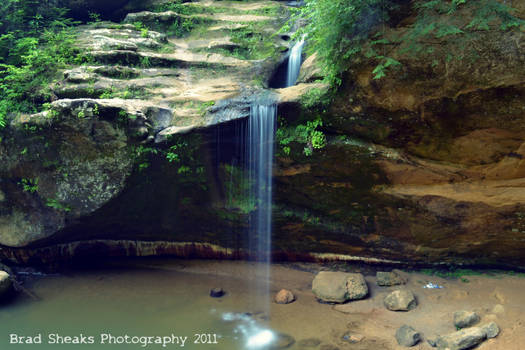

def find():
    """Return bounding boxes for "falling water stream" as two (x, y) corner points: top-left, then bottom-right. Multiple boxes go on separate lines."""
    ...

(238, 35), (306, 348)
(286, 36), (306, 87)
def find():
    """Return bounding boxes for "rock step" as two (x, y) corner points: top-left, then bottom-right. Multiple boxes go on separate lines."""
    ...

(89, 50), (241, 69)
(123, 10), (272, 29)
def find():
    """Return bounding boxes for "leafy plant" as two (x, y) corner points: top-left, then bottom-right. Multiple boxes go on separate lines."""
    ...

(0, 1), (83, 129)
(289, 0), (525, 85)
(46, 197), (71, 212)
(19, 178), (38, 193)
(276, 116), (327, 156)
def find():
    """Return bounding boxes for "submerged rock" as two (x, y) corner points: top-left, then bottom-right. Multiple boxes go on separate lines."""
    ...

(341, 332), (364, 344)
(319, 345), (339, 350)
(209, 288), (225, 298)
(312, 272), (368, 303)
(270, 333), (295, 349)
(384, 290), (417, 311)
(297, 338), (321, 348)
(376, 270), (406, 286)
(395, 325), (421, 347)
(453, 310), (480, 328)
(274, 289), (295, 304)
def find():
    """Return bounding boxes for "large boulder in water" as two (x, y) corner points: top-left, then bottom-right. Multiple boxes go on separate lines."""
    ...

(312, 271), (368, 303)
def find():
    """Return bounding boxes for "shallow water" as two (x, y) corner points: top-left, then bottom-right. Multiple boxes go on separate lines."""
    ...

(0, 263), (278, 350)
(4, 260), (525, 350)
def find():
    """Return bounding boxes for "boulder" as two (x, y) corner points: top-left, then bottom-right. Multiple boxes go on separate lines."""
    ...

(395, 325), (421, 347)
(274, 289), (295, 304)
(0, 271), (12, 297)
(312, 271), (368, 303)
(482, 322), (500, 339)
(384, 289), (417, 311)
(453, 310), (480, 328)
(376, 270), (406, 286)
(123, 11), (187, 30)
(435, 327), (486, 350)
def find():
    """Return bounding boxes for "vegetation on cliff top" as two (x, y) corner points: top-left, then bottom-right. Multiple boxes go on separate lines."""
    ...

(0, 1), (83, 129)
(292, 0), (525, 85)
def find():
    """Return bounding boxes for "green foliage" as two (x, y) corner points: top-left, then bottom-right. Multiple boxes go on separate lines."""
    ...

(419, 267), (525, 280)
(19, 178), (38, 193)
(371, 57), (401, 80)
(300, 87), (332, 109)
(139, 56), (151, 68)
(228, 23), (281, 60)
(45, 197), (71, 212)
(223, 164), (256, 214)
(88, 12), (101, 23)
(0, 0), (83, 129)
(276, 116), (327, 156)
(291, 0), (524, 85)
(290, 0), (392, 85)
(166, 140), (189, 165)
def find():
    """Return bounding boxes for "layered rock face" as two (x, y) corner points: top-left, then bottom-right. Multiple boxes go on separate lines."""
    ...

(271, 3), (525, 267)
(2, 0), (525, 268)
(0, 0), (294, 259)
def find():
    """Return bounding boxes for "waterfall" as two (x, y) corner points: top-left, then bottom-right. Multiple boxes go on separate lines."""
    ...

(215, 28), (306, 350)
(286, 36), (306, 87)
(246, 103), (276, 311)
(247, 104), (276, 263)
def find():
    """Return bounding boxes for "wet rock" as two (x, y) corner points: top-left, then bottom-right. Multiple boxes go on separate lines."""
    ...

(274, 289), (295, 304)
(297, 338), (321, 347)
(435, 327), (486, 350)
(395, 325), (421, 347)
(454, 310), (480, 328)
(209, 288), (225, 298)
(0, 271), (12, 297)
(312, 271), (368, 303)
(482, 322), (500, 339)
(270, 333), (295, 349)
(376, 270), (406, 286)
(384, 289), (417, 311)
